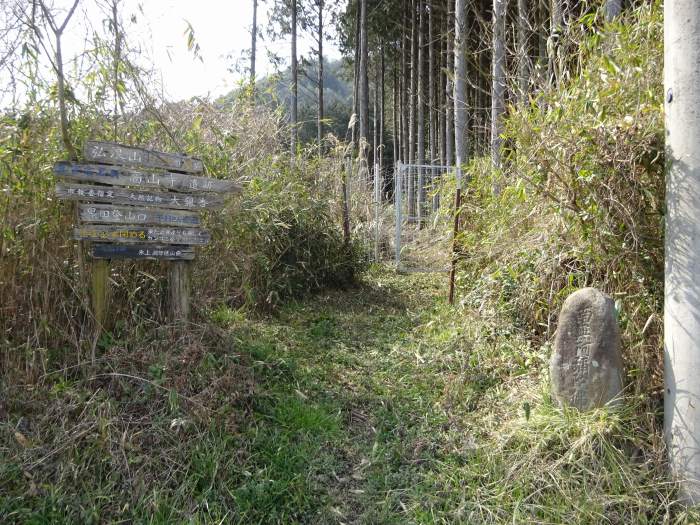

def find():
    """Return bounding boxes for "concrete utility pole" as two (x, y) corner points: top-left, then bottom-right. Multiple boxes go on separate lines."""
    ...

(665, 0), (700, 504)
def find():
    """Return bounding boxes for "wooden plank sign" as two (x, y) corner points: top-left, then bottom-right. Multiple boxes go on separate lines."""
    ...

(54, 161), (241, 194)
(73, 225), (210, 245)
(56, 140), (242, 325)
(92, 244), (195, 260)
(79, 204), (201, 227)
(84, 141), (204, 173)
(55, 183), (225, 210)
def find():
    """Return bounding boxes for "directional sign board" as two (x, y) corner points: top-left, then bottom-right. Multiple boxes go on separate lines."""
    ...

(91, 244), (195, 260)
(56, 182), (225, 210)
(84, 141), (204, 173)
(73, 225), (211, 245)
(54, 140), (239, 261)
(79, 204), (201, 227)
(55, 161), (241, 194)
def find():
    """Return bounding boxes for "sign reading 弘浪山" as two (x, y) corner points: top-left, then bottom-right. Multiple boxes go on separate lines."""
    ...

(84, 141), (205, 173)
(54, 141), (241, 323)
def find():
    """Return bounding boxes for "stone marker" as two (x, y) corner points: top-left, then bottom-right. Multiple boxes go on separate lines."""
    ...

(550, 287), (623, 410)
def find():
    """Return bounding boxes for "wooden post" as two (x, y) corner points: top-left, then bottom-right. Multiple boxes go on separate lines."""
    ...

(342, 157), (351, 245)
(54, 142), (233, 332)
(448, 187), (462, 305)
(91, 258), (110, 331)
(169, 261), (191, 323)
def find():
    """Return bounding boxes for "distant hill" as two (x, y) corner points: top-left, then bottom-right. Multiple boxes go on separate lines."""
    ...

(217, 59), (354, 145)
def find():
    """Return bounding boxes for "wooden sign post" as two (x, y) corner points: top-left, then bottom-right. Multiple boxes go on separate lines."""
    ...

(55, 141), (240, 327)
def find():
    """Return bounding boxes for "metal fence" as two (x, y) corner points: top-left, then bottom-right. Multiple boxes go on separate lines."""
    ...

(392, 162), (453, 273)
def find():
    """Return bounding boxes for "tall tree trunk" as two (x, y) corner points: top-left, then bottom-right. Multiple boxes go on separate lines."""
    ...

(251, 0), (257, 87)
(664, 0), (700, 505)
(438, 9), (446, 167)
(402, 0), (410, 163)
(479, 0), (490, 155)
(445, 0), (455, 167)
(549, 0), (563, 85)
(112, 0), (121, 139)
(517, 0), (529, 103)
(359, 0), (370, 166)
(408, 0), (418, 216)
(429, 2), (439, 212)
(380, 42), (385, 176)
(454, 0), (468, 175)
(38, 0), (80, 160)
(551, 0), (563, 29)
(317, 0), (324, 151)
(374, 60), (379, 169)
(352, 2), (361, 147)
(417, 0), (426, 218)
(428, 2), (436, 166)
(536, 0), (547, 88)
(291, 0), (298, 158)
(393, 66), (399, 170)
(491, 0), (507, 171)
(450, 0), (468, 304)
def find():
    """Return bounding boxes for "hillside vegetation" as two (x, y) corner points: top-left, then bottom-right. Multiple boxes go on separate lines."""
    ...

(0, 2), (691, 524)
(217, 59), (354, 144)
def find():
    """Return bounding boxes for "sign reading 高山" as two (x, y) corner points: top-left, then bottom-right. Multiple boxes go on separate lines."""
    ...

(54, 141), (240, 324)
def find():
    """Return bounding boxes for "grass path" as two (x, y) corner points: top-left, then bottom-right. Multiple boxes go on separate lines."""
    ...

(228, 269), (459, 523)
(1, 268), (680, 523)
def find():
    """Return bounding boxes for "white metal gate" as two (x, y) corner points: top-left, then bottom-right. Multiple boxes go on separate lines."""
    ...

(393, 162), (453, 272)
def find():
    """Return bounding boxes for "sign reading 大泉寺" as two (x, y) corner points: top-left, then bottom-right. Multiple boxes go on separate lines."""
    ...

(54, 141), (240, 261)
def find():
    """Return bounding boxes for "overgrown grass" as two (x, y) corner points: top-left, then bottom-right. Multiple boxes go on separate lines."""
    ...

(1, 268), (692, 523)
(0, 97), (366, 378)
(448, 1), (663, 419)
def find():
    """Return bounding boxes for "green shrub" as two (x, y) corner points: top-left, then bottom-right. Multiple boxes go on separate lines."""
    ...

(200, 160), (366, 310)
(0, 95), (366, 371)
(454, 2), (663, 397)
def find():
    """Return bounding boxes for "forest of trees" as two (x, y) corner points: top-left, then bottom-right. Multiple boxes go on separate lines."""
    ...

(259, 0), (629, 169)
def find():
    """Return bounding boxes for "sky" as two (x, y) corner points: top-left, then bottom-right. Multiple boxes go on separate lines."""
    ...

(58, 0), (341, 101)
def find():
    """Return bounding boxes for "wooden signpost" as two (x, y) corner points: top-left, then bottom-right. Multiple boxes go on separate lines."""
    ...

(91, 244), (196, 260)
(72, 225), (210, 244)
(55, 183), (225, 210)
(78, 204), (201, 227)
(54, 141), (240, 326)
(84, 141), (205, 173)
(55, 161), (240, 193)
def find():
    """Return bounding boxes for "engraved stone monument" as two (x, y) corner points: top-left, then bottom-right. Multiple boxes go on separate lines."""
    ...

(550, 288), (623, 410)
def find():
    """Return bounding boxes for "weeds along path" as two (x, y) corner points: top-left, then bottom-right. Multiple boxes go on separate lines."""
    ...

(1, 268), (676, 523)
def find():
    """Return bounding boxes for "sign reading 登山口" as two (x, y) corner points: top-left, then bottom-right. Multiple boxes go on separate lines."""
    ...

(78, 204), (201, 227)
